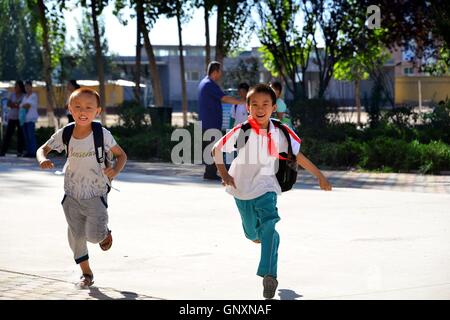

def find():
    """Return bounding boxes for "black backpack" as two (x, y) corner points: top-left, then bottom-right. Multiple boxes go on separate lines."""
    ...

(62, 121), (111, 192)
(234, 118), (298, 192)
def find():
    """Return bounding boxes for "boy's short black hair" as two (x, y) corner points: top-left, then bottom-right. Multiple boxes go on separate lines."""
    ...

(246, 83), (277, 106)
(25, 80), (33, 86)
(207, 61), (221, 76)
(270, 81), (282, 92)
(238, 82), (250, 91)
(68, 87), (101, 108)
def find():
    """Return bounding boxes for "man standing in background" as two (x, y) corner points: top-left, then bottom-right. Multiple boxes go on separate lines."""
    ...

(198, 61), (243, 180)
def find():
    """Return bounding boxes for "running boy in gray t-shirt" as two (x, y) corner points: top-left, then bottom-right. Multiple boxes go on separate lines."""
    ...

(36, 88), (127, 288)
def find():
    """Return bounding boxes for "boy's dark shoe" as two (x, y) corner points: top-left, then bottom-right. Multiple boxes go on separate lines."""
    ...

(203, 174), (222, 181)
(23, 153), (35, 158)
(99, 230), (112, 251)
(203, 164), (221, 180)
(263, 275), (278, 299)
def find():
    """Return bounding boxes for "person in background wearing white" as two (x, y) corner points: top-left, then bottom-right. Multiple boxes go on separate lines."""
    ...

(230, 82), (250, 127)
(20, 80), (39, 157)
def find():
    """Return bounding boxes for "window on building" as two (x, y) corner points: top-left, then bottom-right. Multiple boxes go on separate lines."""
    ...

(186, 48), (205, 57)
(156, 49), (169, 57)
(185, 71), (200, 82)
(404, 67), (413, 75)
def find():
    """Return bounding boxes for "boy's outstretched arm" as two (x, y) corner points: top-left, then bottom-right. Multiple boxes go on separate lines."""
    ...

(212, 146), (236, 188)
(296, 152), (332, 191)
(103, 145), (127, 180)
(37, 145), (55, 169)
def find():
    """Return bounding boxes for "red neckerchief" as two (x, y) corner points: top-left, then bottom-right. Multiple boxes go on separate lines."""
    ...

(247, 116), (287, 160)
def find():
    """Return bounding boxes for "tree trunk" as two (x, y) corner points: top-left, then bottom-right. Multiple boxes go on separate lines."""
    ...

(136, 1), (164, 107)
(91, 0), (106, 124)
(135, 10), (142, 103)
(355, 79), (361, 126)
(37, 0), (56, 128)
(176, 8), (188, 127)
(215, 2), (225, 66)
(204, 4), (211, 71)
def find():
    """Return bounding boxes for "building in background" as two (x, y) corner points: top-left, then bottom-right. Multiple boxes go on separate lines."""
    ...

(1, 45), (448, 117)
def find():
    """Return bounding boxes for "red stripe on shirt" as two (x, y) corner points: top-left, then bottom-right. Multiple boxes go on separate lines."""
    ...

(283, 124), (302, 143)
(217, 123), (243, 149)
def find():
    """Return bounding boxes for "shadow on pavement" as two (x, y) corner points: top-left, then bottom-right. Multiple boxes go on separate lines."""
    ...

(88, 287), (150, 300)
(1, 155), (448, 193)
(278, 289), (303, 300)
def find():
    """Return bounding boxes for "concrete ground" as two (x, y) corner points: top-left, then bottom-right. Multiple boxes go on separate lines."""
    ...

(0, 155), (449, 300)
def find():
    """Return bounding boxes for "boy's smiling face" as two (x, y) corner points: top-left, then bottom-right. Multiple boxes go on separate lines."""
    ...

(247, 92), (277, 129)
(68, 93), (101, 126)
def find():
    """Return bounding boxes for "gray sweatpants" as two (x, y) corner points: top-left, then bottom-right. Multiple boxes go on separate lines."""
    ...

(61, 194), (109, 264)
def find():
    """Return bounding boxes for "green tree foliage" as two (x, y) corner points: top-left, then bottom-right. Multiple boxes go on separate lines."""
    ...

(165, 0), (195, 126)
(69, 10), (112, 79)
(24, 0), (66, 126)
(0, 0), (42, 80)
(257, 0), (392, 100)
(305, 0), (378, 98)
(193, 0), (215, 68)
(78, 0), (109, 123)
(214, 0), (254, 66)
(375, 0), (449, 74)
(257, 0), (312, 99)
(115, 0), (173, 107)
(334, 29), (389, 125)
(222, 57), (259, 89)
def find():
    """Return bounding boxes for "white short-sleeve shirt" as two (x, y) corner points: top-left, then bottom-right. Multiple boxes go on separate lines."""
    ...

(214, 118), (301, 200)
(20, 92), (39, 122)
(230, 103), (248, 125)
(45, 124), (117, 200)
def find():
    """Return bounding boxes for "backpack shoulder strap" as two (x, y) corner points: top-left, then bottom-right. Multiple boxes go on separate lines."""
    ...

(235, 121), (252, 150)
(271, 119), (294, 156)
(62, 123), (75, 158)
(91, 121), (105, 164)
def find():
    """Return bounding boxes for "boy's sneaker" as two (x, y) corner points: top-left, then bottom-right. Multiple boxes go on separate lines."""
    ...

(263, 275), (278, 299)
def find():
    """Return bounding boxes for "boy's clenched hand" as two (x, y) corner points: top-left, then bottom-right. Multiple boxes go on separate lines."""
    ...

(318, 176), (332, 191)
(103, 167), (118, 179)
(221, 172), (237, 189)
(39, 159), (54, 169)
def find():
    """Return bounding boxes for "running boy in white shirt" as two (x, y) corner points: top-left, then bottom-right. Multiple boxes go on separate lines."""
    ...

(37, 88), (127, 288)
(212, 84), (332, 299)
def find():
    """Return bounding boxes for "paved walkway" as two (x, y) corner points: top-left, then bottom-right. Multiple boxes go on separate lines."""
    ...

(1, 154), (449, 194)
(0, 269), (161, 300)
(0, 154), (449, 300)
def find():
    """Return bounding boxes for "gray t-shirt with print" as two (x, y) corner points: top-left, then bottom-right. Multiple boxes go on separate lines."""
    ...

(45, 126), (117, 200)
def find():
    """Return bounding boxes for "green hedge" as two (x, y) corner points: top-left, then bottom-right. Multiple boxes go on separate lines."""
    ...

(2, 118), (448, 174)
(109, 125), (174, 161)
(301, 137), (450, 174)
